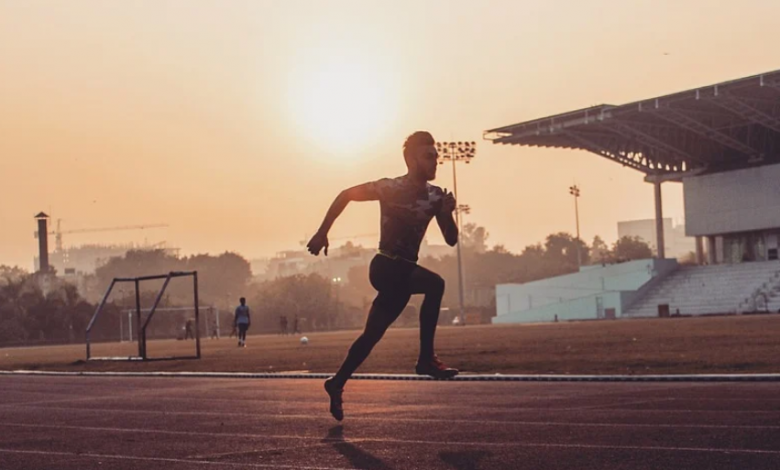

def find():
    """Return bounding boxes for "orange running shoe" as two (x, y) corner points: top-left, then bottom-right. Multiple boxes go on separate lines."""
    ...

(415, 355), (459, 379)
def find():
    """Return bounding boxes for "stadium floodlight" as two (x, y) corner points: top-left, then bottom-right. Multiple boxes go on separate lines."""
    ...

(569, 185), (582, 268)
(436, 141), (477, 325)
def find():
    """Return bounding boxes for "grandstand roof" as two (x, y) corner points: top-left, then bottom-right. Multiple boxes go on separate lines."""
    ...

(484, 69), (780, 180)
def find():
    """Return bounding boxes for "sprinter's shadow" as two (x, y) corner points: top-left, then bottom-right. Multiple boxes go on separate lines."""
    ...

(323, 425), (393, 470)
(439, 450), (492, 470)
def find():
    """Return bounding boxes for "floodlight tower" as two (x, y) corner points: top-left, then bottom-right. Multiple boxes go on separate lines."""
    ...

(569, 184), (582, 268)
(435, 141), (476, 324)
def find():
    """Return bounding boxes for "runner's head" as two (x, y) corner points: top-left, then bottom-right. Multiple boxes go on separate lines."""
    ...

(403, 131), (438, 181)
(239, 297), (246, 306)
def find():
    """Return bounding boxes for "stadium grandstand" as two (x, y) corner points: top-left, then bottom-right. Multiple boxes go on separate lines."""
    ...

(485, 69), (780, 321)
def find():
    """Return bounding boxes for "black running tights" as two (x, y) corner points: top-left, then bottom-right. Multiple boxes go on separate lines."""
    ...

(332, 255), (445, 386)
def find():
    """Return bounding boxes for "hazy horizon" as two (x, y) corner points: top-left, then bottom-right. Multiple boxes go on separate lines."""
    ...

(1, 0), (778, 270)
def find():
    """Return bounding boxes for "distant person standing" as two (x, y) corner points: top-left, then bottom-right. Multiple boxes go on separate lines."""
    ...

(292, 315), (301, 335)
(280, 315), (289, 336)
(210, 318), (219, 339)
(234, 297), (251, 347)
(184, 318), (195, 340)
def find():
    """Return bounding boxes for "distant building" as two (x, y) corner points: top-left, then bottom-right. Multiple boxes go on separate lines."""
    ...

(256, 244), (376, 283)
(252, 238), (455, 284)
(35, 242), (178, 275)
(419, 238), (455, 260)
(617, 218), (695, 259)
(33, 242), (177, 302)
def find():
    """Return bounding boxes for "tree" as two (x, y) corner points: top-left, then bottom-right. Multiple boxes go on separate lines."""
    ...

(491, 244), (510, 254)
(544, 232), (590, 269)
(96, 249), (182, 286)
(460, 223), (489, 253)
(590, 235), (612, 264)
(612, 236), (653, 261)
(95, 249), (252, 307)
(341, 264), (374, 317)
(185, 252), (252, 305)
(0, 274), (98, 345)
(250, 273), (337, 332)
(0, 265), (27, 284)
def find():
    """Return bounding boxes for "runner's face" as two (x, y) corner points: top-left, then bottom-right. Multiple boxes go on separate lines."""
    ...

(414, 145), (439, 181)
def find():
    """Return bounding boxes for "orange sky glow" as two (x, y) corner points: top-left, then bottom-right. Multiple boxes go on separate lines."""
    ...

(1, 0), (777, 269)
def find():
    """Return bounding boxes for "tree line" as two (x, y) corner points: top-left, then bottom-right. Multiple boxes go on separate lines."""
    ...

(0, 229), (654, 345)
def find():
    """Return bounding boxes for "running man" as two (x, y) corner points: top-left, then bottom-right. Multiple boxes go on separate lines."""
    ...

(234, 297), (251, 347)
(307, 131), (459, 421)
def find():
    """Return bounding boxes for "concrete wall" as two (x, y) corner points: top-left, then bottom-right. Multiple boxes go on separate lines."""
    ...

(493, 259), (678, 324)
(493, 292), (624, 324)
(684, 164), (780, 237)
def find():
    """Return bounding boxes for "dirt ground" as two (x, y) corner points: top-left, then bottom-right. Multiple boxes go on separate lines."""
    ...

(2, 315), (779, 375)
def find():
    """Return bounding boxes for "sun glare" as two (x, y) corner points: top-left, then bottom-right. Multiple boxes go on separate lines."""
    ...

(288, 55), (397, 157)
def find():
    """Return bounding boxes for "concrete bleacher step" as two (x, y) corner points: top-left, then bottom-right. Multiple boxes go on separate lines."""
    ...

(624, 261), (780, 317)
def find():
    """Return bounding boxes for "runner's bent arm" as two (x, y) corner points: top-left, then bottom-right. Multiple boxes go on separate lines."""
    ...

(436, 212), (458, 246)
(308, 182), (382, 255)
(436, 191), (459, 246)
(316, 183), (381, 235)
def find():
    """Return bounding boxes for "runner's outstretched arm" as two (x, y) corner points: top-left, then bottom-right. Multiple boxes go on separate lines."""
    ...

(436, 190), (458, 246)
(307, 182), (381, 256)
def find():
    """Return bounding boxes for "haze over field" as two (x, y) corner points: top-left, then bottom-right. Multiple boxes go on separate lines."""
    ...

(1, 0), (777, 269)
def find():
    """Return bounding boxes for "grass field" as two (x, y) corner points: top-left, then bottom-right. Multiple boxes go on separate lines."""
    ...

(2, 315), (780, 375)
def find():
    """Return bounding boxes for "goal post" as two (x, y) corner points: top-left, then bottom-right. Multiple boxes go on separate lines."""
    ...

(85, 271), (202, 361)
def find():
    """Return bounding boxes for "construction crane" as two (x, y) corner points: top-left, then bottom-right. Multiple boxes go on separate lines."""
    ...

(35, 220), (169, 252)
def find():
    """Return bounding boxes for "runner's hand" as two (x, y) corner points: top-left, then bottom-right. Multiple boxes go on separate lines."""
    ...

(307, 231), (330, 256)
(441, 189), (456, 214)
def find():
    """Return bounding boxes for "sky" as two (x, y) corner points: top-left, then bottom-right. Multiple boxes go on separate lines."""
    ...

(0, 0), (778, 270)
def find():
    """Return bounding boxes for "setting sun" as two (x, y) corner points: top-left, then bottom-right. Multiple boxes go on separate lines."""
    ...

(287, 54), (398, 157)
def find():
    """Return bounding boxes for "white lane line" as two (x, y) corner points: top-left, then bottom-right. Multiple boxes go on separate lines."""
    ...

(4, 370), (780, 382)
(12, 398), (780, 417)
(5, 405), (780, 430)
(188, 443), (333, 461)
(0, 383), (719, 410)
(0, 381), (244, 408)
(2, 422), (780, 456)
(0, 448), (350, 470)
(572, 397), (680, 411)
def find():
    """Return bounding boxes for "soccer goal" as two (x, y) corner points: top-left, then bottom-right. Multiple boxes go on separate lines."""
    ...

(85, 271), (202, 361)
(118, 306), (217, 343)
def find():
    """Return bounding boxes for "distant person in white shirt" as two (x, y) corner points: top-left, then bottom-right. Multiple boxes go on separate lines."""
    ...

(234, 297), (251, 347)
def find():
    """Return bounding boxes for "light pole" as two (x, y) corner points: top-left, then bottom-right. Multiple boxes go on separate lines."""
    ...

(436, 141), (476, 324)
(331, 277), (342, 331)
(225, 292), (231, 338)
(569, 184), (582, 268)
(456, 204), (471, 305)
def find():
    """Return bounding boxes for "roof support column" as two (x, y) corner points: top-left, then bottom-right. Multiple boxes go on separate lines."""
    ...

(654, 180), (666, 260)
(707, 236), (717, 265)
(695, 236), (705, 265)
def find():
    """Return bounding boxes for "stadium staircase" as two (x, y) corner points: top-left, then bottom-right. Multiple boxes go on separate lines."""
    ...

(623, 261), (780, 317)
